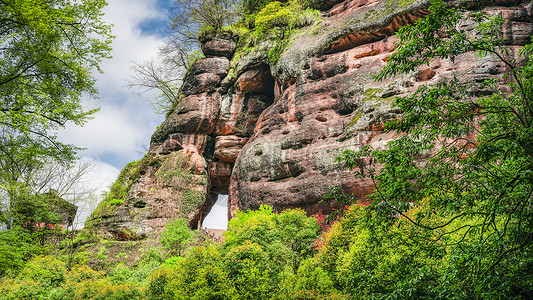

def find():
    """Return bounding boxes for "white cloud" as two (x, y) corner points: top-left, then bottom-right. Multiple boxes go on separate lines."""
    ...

(80, 157), (121, 196)
(60, 102), (155, 163)
(72, 157), (121, 229)
(97, 0), (168, 91)
(59, 0), (168, 167)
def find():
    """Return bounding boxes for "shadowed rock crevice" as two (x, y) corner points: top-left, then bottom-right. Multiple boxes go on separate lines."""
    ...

(209, 63), (276, 195)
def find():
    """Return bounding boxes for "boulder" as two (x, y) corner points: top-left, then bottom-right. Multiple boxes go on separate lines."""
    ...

(202, 38), (237, 58)
(189, 57), (230, 77)
(182, 73), (220, 96)
(151, 92), (221, 143)
(199, 29), (238, 58)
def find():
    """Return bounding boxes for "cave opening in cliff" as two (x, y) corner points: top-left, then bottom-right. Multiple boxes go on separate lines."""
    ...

(201, 194), (228, 231)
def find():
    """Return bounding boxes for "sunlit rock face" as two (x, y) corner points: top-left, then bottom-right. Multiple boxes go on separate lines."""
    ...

(229, 0), (533, 216)
(152, 0), (533, 218)
(90, 0), (533, 237)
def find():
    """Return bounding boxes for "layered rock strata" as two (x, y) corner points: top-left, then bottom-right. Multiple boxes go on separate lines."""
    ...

(89, 0), (533, 238)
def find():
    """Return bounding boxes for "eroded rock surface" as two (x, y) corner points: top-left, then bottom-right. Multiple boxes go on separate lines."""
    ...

(89, 0), (533, 237)
(229, 0), (533, 216)
(86, 149), (208, 240)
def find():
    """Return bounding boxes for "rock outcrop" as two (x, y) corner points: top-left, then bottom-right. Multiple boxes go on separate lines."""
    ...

(86, 149), (208, 240)
(88, 0), (533, 238)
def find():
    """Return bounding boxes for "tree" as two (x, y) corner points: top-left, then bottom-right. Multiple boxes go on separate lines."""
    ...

(0, 0), (111, 274)
(128, 60), (185, 116)
(160, 219), (195, 256)
(0, 0), (112, 222)
(23, 159), (96, 203)
(0, 0), (113, 168)
(340, 0), (533, 295)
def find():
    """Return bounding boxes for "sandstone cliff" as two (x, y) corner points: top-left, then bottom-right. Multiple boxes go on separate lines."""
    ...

(87, 0), (533, 240)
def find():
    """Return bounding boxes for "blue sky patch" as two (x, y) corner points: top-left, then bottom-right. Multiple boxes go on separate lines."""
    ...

(139, 0), (174, 37)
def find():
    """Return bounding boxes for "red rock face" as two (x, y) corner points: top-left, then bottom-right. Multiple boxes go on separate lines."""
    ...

(96, 0), (533, 237)
(199, 30), (238, 58)
(158, 0), (532, 219)
(228, 0), (533, 216)
(236, 66), (274, 93)
(152, 92), (221, 142)
(214, 136), (249, 163)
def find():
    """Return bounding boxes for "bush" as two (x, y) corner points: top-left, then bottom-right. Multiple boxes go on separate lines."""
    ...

(294, 258), (336, 295)
(224, 205), (321, 268)
(109, 263), (132, 285)
(143, 207), (321, 299)
(254, 1), (296, 35)
(0, 227), (40, 277)
(145, 245), (230, 299)
(224, 241), (275, 299)
(159, 219), (195, 256)
(0, 257), (144, 300)
(17, 255), (67, 287)
(0, 256), (66, 299)
(243, 0), (281, 14)
(109, 249), (165, 287)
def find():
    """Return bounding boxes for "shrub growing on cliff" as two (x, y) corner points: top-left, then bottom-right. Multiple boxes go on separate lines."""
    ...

(253, 1), (296, 35)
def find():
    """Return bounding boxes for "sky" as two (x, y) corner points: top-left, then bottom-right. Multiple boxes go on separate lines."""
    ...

(203, 195), (229, 230)
(58, 0), (175, 227)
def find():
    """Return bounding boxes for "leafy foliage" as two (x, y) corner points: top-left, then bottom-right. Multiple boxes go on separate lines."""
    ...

(253, 1), (296, 36)
(159, 219), (196, 256)
(0, 0), (112, 166)
(0, 0), (112, 269)
(337, 0), (533, 296)
(0, 256), (143, 300)
(224, 205), (321, 267)
(143, 206), (323, 299)
(0, 227), (44, 277)
(241, 0), (320, 63)
(4, 1), (533, 299)
(242, 0), (281, 14)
